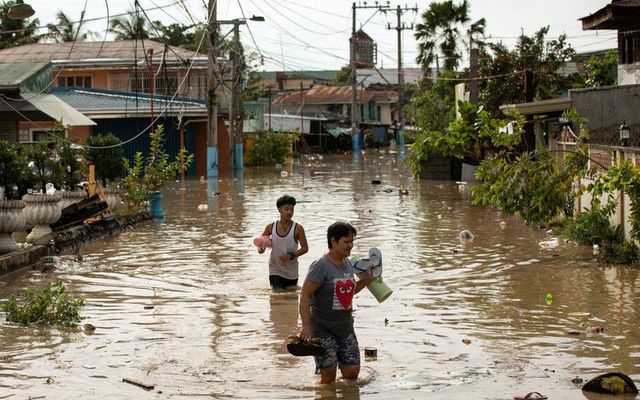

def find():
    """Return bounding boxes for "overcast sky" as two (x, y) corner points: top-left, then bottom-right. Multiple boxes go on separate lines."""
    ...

(27, 0), (617, 71)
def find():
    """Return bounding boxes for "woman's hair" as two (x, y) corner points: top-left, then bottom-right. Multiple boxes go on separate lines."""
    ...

(327, 221), (357, 248)
(276, 195), (296, 208)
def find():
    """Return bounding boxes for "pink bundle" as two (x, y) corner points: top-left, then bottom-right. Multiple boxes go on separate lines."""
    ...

(253, 236), (272, 248)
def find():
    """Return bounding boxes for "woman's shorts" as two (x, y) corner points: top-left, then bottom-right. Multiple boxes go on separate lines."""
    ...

(269, 275), (298, 290)
(314, 333), (360, 370)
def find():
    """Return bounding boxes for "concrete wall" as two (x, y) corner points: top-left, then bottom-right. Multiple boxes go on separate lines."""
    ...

(570, 84), (640, 130)
(575, 147), (639, 242)
(618, 63), (640, 86)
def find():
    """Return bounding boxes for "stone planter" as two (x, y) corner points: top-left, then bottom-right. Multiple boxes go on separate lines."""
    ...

(103, 188), (123, 220)
(22, 193), (62, 243)
(60, 190), (88, 210)
(0, 199), (26, 254)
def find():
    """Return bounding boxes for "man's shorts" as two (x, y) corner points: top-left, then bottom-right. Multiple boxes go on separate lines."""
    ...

(269, 275), (298, 290)
(314, 333), (360, 370)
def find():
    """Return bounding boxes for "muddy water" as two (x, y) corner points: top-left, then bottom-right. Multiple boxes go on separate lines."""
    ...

(1, 151), (639, 400)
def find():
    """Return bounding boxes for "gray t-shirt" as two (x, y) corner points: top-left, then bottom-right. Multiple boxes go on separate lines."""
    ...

(306, 255), (356, 339)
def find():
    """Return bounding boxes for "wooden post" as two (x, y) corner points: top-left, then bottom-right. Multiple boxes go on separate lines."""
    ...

(88, 164), (96, 196)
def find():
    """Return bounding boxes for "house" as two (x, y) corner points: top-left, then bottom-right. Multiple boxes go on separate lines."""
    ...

(580, 0), (640, 85)
(356, 68), (423, 87)
(0, 41), (234, 177)
(0, 40), (213, 100)
(0, 62), (95, 143)
(271, 85), (398, 151)
(53, 86), (209, 177)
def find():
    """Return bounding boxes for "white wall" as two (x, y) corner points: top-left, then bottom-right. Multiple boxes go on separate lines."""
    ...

(618, 63), (640, 85)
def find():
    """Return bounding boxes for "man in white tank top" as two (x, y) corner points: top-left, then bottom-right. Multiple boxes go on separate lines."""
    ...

(257, 195), (309, 289)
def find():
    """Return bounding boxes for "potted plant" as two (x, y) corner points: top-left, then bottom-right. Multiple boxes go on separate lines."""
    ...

(84, 133), (127, 218)
(0, 140), (30, 254)
(122, 125), (193, 218)
(22, 142), (63, 242)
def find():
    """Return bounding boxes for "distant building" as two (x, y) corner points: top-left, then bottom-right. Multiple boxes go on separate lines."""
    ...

(580, 0), (640, 85)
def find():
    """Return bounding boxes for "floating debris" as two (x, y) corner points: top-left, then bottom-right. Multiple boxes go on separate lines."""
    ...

(458, 230), (474, 240)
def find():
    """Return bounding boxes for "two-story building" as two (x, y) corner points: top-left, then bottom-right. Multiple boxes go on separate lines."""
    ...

(0, 41), (223, 177)
(580, 0), (640, 85)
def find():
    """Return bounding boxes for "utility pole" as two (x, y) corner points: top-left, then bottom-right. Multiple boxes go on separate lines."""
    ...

(468, 32), (479, 104)
(350, 3), (357, 141)
(386, 4), (417, 146)
(351, 2), (390, 148)
(147, 49), (154, 134)
(230, 23), (244, 170)
(207, 0), (218, 177)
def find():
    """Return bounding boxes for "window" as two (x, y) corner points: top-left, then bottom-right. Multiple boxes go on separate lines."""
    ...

(19, 128), (67, 143)
(57, 75), (92, 88)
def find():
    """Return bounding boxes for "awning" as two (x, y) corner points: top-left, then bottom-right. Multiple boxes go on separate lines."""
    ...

(24, 93), (96, 126)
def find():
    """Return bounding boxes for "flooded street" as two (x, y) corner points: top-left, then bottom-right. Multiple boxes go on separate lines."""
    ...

(1, 151), (639, 399)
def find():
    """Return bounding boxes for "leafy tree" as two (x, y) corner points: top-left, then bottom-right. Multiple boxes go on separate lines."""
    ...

(0, 140), (32, 200)
(333, 64), (352, 85)
(409, 99), (524, 176)
(584, 49), (617, 87)
(414, 0), (485, 72)
(478, 26), (576, 115)
(46, 11), (90, 43)
(471, 108), (590, 225)
(84, 134), (127, 187)
(50, 122), (85, 190)
(27, 142), (65, 192)
(151, 21), (199, 48)
(0, 1), (40, 49)
(109, 11), (150, 40)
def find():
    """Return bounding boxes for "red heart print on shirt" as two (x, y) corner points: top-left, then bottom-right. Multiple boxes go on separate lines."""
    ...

(335, 279), (355, 310)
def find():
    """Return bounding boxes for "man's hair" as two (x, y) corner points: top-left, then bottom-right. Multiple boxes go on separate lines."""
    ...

(276, 195), (296, 208)
(327, 221), (357, 248)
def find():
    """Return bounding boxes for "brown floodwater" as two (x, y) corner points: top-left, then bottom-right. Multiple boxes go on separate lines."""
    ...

(1, 151), (639, 400)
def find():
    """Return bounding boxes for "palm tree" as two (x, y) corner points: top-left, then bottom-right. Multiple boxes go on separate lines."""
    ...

(109, 11), (150, 40)
(0, 0), (40, 49)
(47, 11), (89, 43)
(414, 0), (485, 72)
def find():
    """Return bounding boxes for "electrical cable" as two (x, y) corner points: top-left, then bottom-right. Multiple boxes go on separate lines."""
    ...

(0, 0), (215, 149)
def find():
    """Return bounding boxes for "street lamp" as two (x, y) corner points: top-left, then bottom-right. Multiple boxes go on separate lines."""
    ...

(619, 121), (630, 146)
(8, 0), (35, 19)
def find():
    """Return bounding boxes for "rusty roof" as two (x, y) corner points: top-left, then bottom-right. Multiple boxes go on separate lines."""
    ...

(0, 40), (205, 63)
(273, 85), (389, 105)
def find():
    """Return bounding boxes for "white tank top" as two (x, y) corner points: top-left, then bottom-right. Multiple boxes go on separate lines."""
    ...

(269, 220), (299, 279)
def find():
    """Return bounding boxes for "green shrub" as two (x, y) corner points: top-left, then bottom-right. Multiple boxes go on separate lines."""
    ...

(600, 239), (639, 265)
(246, 130), (298, 166)
(560, 205), (617, 246)
(1, 281), (85, 326)
(84, 133), (127, 187)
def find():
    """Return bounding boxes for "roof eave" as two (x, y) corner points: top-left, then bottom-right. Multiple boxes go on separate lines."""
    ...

(581, 6), (640, 30)
(500, 98), (572, 116)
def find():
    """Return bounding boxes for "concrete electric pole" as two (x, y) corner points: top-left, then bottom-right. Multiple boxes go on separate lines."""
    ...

(351, 2), (390, 147)
(207, 0), (218, 177)
(385, 4), (417, 146)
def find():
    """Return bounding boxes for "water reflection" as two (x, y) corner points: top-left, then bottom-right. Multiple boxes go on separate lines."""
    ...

(0, 152), (639, 399)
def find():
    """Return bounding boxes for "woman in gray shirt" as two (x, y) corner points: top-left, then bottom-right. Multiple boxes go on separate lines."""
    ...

(299, 221), (373, 384)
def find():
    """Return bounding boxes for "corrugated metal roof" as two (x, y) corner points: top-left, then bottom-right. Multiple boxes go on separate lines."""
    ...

(0, 40), (205, 64)
(273, 86), (377, 105)
(53, 87), (206, 117)
(257, 70), (338, 81)
(0, 62), (49, 87)
(24, 93), (96, 126)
